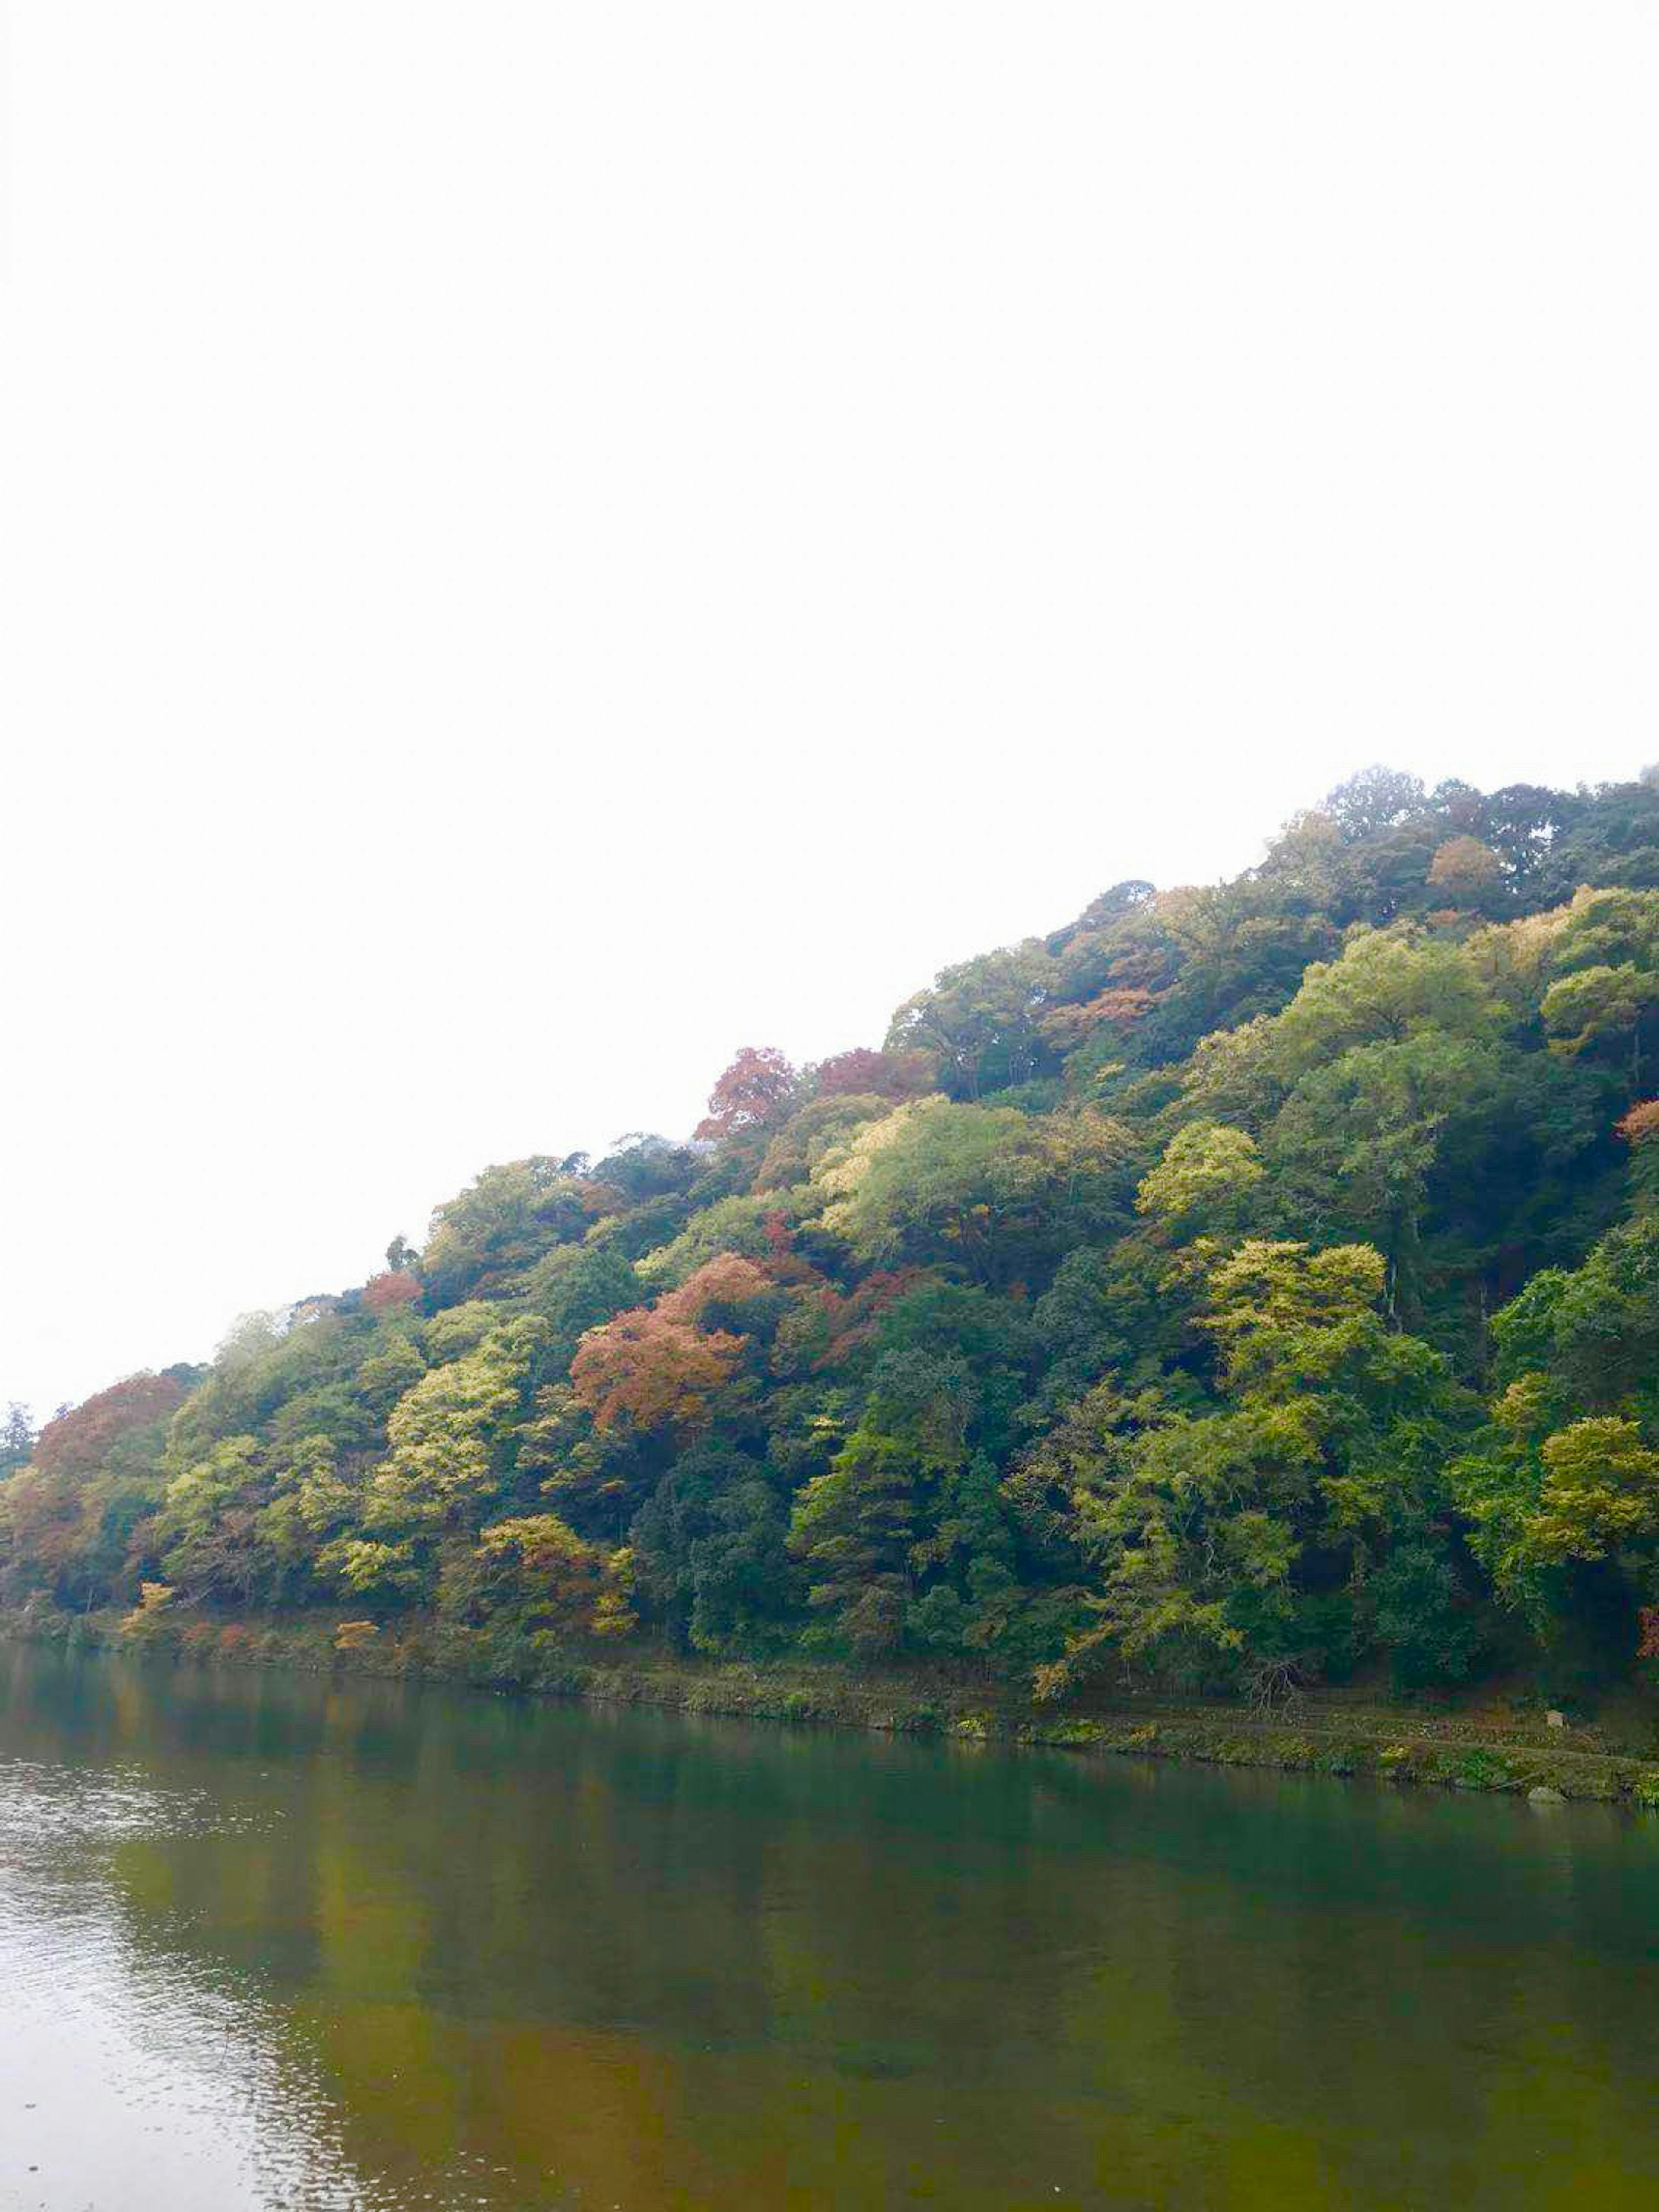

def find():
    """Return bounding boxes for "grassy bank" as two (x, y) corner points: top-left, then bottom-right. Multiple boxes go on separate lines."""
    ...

(6, 1600), (1658, 1810)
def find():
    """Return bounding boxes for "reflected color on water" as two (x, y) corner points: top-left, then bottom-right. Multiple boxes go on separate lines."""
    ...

(1, 1643), (1657, 2210)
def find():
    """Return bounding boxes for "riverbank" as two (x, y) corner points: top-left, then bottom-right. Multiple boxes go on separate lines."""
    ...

(5, 1601), (1657, 1808)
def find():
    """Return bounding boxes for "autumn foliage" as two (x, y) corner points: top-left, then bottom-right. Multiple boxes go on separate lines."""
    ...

(567, 1250), (776, 1435)
(811, 1047), (934, 1100)
(656, 1253), (774, 1325)
(33, 1373), (187, 1481)
(6, 762), (1659, 1722)
(1427, 834), (1505, 897)
(695, 1046), (797, 1141)
(569, 1310), (744, 1436)
(1040, 986), (1160, 1047)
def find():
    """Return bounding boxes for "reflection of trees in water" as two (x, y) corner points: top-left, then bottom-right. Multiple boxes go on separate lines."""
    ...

(10, 1648), (1659, 2212)
(0, 1751), (366, 2208)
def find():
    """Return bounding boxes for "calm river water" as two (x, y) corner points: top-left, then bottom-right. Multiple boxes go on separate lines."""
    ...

(1, 1643), (1657, 2211)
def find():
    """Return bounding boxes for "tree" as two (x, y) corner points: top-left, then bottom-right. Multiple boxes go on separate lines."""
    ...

(753, 1093), (896, 1191)
(815, 1099), (1136, 1284)
(356, 1330), (428, 1416)
(0, 1403), (34, 1481)
(1427, 835), (1506, 911)
(885, 943), (1059, 1099)
(569, 1309), (744, 1438)
(1540, 887), (1659, 1088)
(1136, 1123), (1265, 1243)
(694, 1047), (798, 1142)
(630, 1445), (794, 1653)
(10, 759), (1659, 1707)
(1323, 766), (1428, 844)
(443, 1512), (613, 1639)
(1523, 1216), (1659, 1411)
(528, 1243), (645, 1361)
(1036, 1242), (1471, 1697)
(788, 1351), (974, 1658)
(656, 1252), (775, 1328)
(810, 1047), (932, 1100)
(1527, 1419), (1659, 1563)
(1619, 1099), (1659, 1214)
(1182, 931), (1510, 1130)
(31, 1373), (188, 1483)
(1264, 1034), (1503, 1319)
(1267, 931), (1509, 1077)
(1372, 1541), (1480, 1688)
(0, 1374), (186, 1607)
(359, 1316), (548, 1563)
(421, 1159), (597, 1304)
(905, 1451), (1028, 1662)
(151, 1435), (265, 1599)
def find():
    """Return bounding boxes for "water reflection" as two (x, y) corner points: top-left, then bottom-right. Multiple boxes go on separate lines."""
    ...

(1, 1755), (370, 2207)
(2, 1643), (1658, 2210)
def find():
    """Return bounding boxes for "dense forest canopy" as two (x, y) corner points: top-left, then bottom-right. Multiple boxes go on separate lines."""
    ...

(6, 765), (1659, 1704)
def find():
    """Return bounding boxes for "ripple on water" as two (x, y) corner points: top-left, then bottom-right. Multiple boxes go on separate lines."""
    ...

(0, 1755), (264, 1850)
(0, 1758), (388, 2210)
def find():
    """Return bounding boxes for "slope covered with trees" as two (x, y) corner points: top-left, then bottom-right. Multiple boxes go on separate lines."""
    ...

(6, 766), (1659, 1710)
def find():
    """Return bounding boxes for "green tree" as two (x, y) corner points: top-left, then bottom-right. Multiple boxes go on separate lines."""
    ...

(1136, 1122), (1265, 1244)
(788, 1351), (973, 1657)
(630, 1445), (794, 1654)
(815, 1099), (1135, 1284)
(1038, 1243), (1471, 1696)
(358, 1317), (549, 1576)
(886, 943), (1060, 1098)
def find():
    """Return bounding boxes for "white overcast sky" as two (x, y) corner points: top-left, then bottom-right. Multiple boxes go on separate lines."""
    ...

(1, 2), (1656, 1421)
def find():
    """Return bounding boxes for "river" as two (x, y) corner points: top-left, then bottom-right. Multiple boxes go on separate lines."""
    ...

(1, 1641), (1656, 2209)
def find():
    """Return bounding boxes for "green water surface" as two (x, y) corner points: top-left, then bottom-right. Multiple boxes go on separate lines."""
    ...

(1, 1642), (1656, 2210)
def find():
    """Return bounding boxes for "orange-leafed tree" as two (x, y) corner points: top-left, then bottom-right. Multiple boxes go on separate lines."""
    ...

(694, 1046), (798, 1142)
(657, 1253), (775, 1326)
(569, 1311), (744, 1437)
(1620, 1099), (1659, 1212)
(3, 1372), (187, 1607)
(363, 1269), (423, 1313)
(1427, 834), (1506, 902)
(811, 1047), (933, 1101)
(32, 1373), (188, 1483)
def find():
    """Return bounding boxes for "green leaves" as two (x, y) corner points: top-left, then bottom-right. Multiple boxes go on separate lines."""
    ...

(1530, 1420), (1659, 1563)
(814, 1098), (1135, 1282)
(13, 766), (1659, 1706)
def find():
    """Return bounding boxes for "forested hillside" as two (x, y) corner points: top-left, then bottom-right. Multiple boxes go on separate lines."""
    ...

(6, 766), (1659, 1707)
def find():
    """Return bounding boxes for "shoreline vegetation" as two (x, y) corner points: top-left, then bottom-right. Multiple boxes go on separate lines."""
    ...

(5, 767), (1659, 1790)
(7, 1604), (1657, 1810)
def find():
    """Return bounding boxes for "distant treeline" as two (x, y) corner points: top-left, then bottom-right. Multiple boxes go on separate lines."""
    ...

(5, 766), (1658, 1706)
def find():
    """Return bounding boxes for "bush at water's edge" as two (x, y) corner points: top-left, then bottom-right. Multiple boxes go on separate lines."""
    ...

(5, 1601), (1656, 1811)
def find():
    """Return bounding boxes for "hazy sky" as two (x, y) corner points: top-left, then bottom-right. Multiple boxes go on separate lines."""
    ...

(2, 2), (1656, 1421)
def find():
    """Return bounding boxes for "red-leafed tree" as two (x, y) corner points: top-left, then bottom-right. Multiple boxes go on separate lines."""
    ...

(1040, 986), (1160, 1050)
(694, 1046), (798, 1141)
(656, 1253), (774, 1326)
(32, 1373), (188, 1483)
(4, 1373), (188, 1608)
(569, 1311), (744, 1437)
(811, 1047), (933, 1101)
(363, 1269), (423, 1313)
